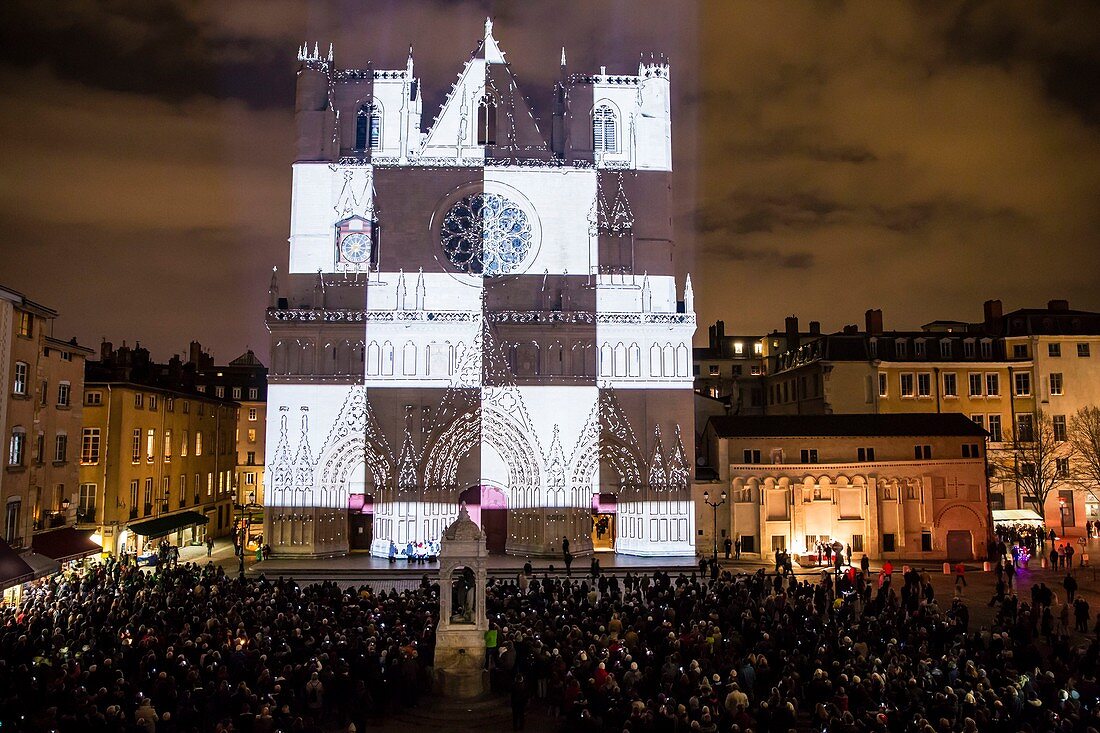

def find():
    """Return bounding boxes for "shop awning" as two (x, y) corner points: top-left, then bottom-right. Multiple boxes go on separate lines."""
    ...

(20, 551), (61, 582)
(0, 538), (33, 589)
(130, 511), (209, 538)
(993, 509), (1045, 526)
(31, 527), (102, 563)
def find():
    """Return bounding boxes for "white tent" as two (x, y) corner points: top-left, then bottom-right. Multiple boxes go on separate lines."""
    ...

(992, 509), (1045, 526)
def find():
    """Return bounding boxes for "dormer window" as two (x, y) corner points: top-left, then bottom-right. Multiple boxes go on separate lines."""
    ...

(477, 95), (497, 146)
(593, 104), (618, 153)
(355, 104), (381, 151)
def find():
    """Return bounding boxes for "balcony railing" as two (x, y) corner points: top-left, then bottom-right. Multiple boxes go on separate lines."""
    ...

(76, 507), (97, 523)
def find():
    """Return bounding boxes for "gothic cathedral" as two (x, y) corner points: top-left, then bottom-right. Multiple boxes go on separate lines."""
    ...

(264, 21), (696, 558)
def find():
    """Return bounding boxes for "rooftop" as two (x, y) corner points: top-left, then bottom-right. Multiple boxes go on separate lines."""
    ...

(707, 413), (988, 439)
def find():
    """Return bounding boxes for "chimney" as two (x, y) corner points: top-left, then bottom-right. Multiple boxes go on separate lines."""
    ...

(809, 321), (821, 335)
(785, 316), (800, 349)
(1048, 299), (1069, 312)
(100, 340), (113, 361)
(865, 308), (883, 335)
(842, 324), (859, 335)
(983, 299), (1003, 325)
(189, 341), (203, 366)
(716, 320), (725, 340)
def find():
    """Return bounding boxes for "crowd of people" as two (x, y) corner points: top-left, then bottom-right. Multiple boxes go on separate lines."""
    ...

(4, 549), (1100, 732)
(0, 558), (437, 732)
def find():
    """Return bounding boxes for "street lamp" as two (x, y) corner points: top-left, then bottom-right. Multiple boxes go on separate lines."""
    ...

(702, 489), (727, 564)
(236, 490), (258, 578)
(1060, 497), (1067, 539)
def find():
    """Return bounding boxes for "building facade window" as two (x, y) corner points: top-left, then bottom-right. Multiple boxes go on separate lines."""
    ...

(917, 372), (932, 397)
(131, 429), (141, 463)
(964, 340), (975, 358)
(17, 311), (32, 337)
(592, 104), (618, 153)
(1049, 372), (1063, 395)
(355, 103), (382, 150)
(149, 395), (157, 411)
(134, 393), (143, 408)
(78, 484), (96, 520)
(988, 414), (1003, 442)
(743, 449), (761, 464)
(54, 433), (67, 462)
(86, 391), (102, 406)
(81, 428), (100, 464)
(245, 472), (256, 486)
(857, 447), (875, 462)
(1053, 415), (1067, 442)
(878, 372), (887, 397)
(1013, 372), (1031, 396)
(980, 340), (993, 359)
(1049, 343), (1061, 357)
(900, 373), (915, 397)
(986, 373), (1000, 396)
(1078, 343), (1091, 358)
(248, 388), (258, 400)
(143, 478), (153, 514)
(164, 430), (172, 461)
(1013, 344), (1028, 359)
(248, 408), (258, 422)
(129, 480), (139, 518)
(57, 382), (71, 407)
(195, 432), (203, 456)
(942, 372), (957, 397)
(146, 429), (156, 462)
(1016, 413), (1035, 442)
(914, 444), (932, 460)
(8, 429), (26, 466)
(800, 449), (819, 464)
(13, 362), (28, 396)
(969, 373), (983, 397)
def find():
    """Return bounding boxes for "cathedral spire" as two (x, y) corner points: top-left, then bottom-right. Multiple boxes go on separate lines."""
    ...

(683, 273), (694, 313)
(560, 46), (567, 68)
(268, 265), (279, 308)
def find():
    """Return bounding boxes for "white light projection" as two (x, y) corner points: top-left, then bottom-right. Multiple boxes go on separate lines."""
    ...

(265, 21), (696, 558)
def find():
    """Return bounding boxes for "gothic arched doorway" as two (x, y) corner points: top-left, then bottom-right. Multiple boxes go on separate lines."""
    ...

(459, 484), (508, 554)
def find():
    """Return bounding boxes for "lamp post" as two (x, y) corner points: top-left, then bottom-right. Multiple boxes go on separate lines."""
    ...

(235, 490), (256, 579)
(1060, 497), (1067, 539)
(702, 490), (727, 564)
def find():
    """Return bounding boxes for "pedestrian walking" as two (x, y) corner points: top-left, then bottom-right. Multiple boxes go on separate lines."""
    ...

(206, 537), (213, 557)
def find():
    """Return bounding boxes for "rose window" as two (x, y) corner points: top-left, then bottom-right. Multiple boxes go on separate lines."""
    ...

(439, 192), (532, 276)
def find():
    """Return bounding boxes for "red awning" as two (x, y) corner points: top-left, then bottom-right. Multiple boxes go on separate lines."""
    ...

(0, 538), (33, 589)
(31, 527), (102, 563)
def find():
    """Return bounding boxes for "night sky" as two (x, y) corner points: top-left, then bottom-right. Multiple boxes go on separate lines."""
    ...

(1, 1), (1098, 362)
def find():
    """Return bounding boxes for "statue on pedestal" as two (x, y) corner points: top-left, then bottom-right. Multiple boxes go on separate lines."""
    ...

(434, 504), (489, 698)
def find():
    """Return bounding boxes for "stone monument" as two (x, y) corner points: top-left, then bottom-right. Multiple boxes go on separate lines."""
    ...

(433, 504), (489, 698)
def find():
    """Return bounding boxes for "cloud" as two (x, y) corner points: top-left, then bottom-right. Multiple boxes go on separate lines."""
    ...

(0, 0), (1097, 356)
(691, 0), (1100, 335)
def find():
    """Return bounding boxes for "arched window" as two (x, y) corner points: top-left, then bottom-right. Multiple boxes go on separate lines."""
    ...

(593, 104), (617, 153)
(355, 104), (381, 150)
(477, 95), (497, 146)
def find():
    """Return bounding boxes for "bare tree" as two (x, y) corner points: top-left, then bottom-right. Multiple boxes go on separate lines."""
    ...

(1069, 406), (1100, 498)
(990, 408), (1067, 521)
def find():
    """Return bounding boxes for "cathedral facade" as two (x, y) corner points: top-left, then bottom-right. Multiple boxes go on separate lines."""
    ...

(264, 21), (696, 558)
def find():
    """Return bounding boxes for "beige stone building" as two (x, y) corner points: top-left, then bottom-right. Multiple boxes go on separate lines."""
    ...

(194, 349), (268, 508)
(79, 351), (238, 556)
(1, 286), (92, 555)
(697, 413), (991, 562)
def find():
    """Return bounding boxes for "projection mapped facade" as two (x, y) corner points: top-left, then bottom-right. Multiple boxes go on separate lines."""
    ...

(264, 20), (696, 558)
